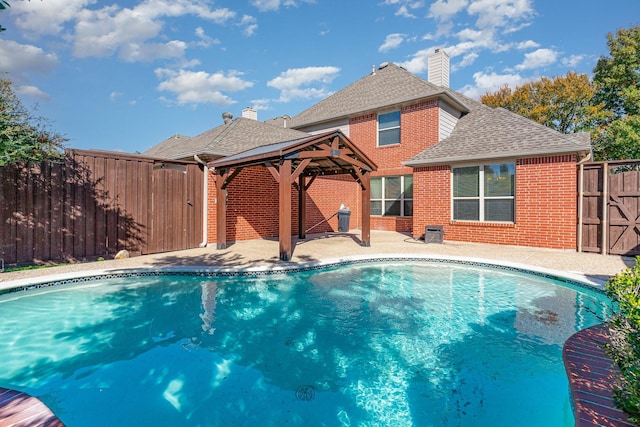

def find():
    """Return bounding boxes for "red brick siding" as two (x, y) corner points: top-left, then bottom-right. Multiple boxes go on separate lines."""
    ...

(412, 156), (578, 249)
(208, 168), (360, 244)
(349, 101), (439, 176)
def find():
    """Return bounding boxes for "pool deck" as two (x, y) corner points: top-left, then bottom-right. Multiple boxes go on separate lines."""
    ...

(0, 230), (636, 426)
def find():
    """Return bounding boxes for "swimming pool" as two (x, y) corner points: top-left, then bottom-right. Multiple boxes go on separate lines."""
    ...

(0, 260), (609, 426)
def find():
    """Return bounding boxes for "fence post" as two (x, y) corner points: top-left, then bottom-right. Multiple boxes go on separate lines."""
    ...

(577, 163), (584, 252)
(602, 163), (608, 255)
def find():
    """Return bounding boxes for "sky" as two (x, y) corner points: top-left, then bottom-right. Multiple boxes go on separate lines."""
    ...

(1, 0), (639, 154)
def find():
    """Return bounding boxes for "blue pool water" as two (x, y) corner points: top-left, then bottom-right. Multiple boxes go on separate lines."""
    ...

(0, 261), (609, 426)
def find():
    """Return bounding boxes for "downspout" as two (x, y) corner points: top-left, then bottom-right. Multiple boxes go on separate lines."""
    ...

(194, 154), (209, 247)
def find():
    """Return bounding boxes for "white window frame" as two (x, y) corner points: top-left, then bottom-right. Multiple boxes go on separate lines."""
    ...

(377, 110), (401, 147)
(451, 163), (515, 223)
(371, 175), (413, 217)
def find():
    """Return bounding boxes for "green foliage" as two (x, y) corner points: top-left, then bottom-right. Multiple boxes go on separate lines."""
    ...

(605, 258), (640, 422)
(0, 78), (65, 165)
(594, 115), (640, 161)
(593, 25), (640, 118)
(0, 0), (8, 33)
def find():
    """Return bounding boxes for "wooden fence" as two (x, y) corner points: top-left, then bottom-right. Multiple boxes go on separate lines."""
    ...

(0, 150), (204, 266)
(580, 160), (640, 256)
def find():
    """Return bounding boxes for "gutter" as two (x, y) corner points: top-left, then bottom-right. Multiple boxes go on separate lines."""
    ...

(194, 155), (209, 248)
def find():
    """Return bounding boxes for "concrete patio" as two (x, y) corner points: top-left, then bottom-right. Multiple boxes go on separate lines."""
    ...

(0, 230), (634, 291)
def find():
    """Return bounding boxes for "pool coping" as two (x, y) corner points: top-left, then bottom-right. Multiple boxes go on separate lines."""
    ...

(0, 253), (606, 295)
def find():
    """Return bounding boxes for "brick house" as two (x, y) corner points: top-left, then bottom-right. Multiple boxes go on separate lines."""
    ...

(145, 50), (591, 257)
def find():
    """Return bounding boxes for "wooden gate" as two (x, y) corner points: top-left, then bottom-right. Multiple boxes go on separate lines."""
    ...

(0, 150), (204, 265)
(580, 160), (640, 255)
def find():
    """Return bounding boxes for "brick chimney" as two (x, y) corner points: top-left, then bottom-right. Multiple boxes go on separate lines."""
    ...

(428, 49), (450, 88)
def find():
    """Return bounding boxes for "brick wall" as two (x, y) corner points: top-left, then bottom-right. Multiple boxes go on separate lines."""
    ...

(208, 168), (360, 245)
(206, 99), (579, 251)
(412, 155), (578, 250)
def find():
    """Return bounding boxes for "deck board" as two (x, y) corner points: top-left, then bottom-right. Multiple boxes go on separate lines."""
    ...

(563, 324), (634, 427)
(0, 388), (64, 427)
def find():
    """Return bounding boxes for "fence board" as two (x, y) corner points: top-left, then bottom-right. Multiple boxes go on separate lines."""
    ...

(580, 161), (640, 256)
(0, 150), (203, 266)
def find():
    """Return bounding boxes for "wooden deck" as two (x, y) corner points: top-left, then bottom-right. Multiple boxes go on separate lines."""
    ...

(0, 388), (64, 427)
(563, 324), (634, 426)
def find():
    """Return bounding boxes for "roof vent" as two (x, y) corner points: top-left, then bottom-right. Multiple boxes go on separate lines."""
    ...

(222, 112), (233, 124)
(378, 61), (390, 70)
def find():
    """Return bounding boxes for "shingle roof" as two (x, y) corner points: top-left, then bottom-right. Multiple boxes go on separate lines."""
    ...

(404, 104), (592, 166)
(288, 62), (470, 128)
(144, 118), (309, 161)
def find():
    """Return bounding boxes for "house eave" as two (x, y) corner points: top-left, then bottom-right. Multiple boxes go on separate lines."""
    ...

(403, 146), (592, 167)
(292, 91), (470, 130)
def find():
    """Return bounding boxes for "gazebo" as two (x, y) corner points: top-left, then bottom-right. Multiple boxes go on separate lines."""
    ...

(208, 130), (378, 261)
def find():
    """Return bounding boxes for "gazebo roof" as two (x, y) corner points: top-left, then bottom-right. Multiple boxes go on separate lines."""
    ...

(208, 129), (377, 178)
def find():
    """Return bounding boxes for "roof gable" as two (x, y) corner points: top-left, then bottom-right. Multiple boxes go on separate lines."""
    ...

(144, 118), (309, 161)
(288, 63), (468, 128)
(405, 105), (592, 166)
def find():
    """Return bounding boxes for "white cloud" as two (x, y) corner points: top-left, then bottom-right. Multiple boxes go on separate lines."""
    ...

(268, 66), (340, 102)
(12, 0), (91, 38)
(155, 69), (254, 106)
(11, 0), (237, 62)
(240, 15), (258, 37)
(0, 39), (59, 75)
(516, 40), (540, 49)
(429, 0), (468, 21)
(379, 33), (406, 53)
(193, 27), (221, 48)
(515, 48), (557, 70)
(383, 0), (425, 18)
(468, 0), (534, 30)
(456, 52), (479, 69)
(250, 0), (315, 12)
(15, 85), (50, 101)
(400, 47), (432, 74)
(460, 70), (524, 99)
(109, 91), (122, 102)
(562, 54), (584, 68)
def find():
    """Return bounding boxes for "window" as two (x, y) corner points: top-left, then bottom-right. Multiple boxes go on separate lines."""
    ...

(371, 175), (413, 216)
(452, 163), (515, 222)
(378, 111), (400, 146)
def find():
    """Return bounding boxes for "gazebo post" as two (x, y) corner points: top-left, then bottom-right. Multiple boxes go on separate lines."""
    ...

(215, 171), (227, 250)
(279, 159), (292, 261)
(298, 175), (306, 239)
(361, 172), (371, 247)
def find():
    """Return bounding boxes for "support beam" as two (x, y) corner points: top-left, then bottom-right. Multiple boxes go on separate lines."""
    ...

(215, 171), (227, 250)
(361, 172), (371, 247)
(279, 159), (293, 261)
(299, 175), (306, 239)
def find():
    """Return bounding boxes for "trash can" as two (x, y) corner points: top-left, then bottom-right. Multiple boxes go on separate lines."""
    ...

(338, 209), (351, 232)
(424, 225), (443, 244)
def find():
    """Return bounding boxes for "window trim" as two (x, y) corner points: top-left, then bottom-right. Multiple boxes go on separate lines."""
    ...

(451, 163), (515, 223)
(377, 110), (401, 147)
(371, 175), (413, 217)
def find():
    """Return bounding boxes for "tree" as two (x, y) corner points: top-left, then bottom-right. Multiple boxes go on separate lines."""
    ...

(480, 72), (610, 134)
(593, 115), (640, 161)
(0, 78), (65, 165)
(0, 0), (9, 33)
(593, 25), (640, 118)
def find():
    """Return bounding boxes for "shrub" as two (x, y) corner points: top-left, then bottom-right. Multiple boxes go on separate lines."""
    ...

(605, 257), (640, 423)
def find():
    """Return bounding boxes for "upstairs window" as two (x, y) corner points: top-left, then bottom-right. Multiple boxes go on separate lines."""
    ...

(371, 175), (413, 217)
(378, 111), (401, 146)
(452, 163), (515, 222)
